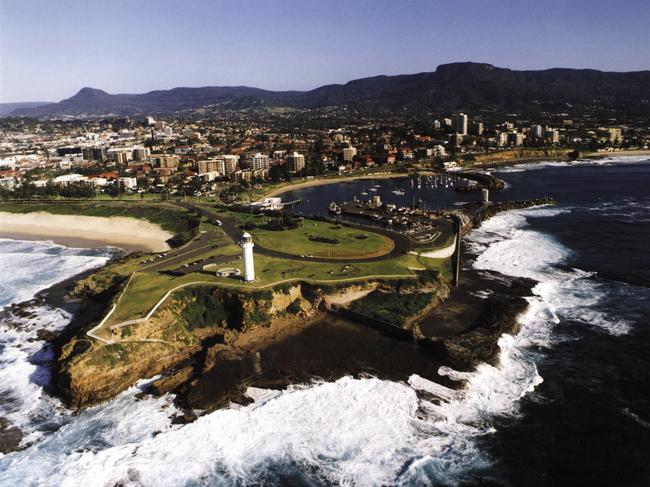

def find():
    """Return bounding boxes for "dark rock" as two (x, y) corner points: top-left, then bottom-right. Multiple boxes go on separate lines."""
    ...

(0, 418), (24, 454)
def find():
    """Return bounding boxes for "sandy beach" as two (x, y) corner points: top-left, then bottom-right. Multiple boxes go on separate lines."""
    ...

(0, 211), (173, 252)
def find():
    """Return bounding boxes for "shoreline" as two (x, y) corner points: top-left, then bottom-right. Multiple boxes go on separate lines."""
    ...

(468, 148), (650, 169)
(261, 149), (650, 200)
(0, 211), (173, 252)
(261, 172), (407, 199)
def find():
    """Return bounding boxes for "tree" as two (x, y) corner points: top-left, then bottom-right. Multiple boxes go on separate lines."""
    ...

(269, 164), (284, 183)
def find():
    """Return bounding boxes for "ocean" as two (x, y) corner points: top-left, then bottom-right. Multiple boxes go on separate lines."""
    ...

(0, 156), (648, 486)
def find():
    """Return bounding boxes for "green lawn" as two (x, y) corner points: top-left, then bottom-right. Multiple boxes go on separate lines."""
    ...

(104, 251), (452, 327)
(251, 220), (394, 259)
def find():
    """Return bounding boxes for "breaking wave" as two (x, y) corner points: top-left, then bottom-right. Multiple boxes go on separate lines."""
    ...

(468, 207), (633, 336)
(0, 202), (635, 486)
(0, 238), (113, 307)
(495, 154), (649, 173)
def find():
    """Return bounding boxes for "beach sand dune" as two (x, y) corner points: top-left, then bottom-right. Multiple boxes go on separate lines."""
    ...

(0, 211), (173, 252)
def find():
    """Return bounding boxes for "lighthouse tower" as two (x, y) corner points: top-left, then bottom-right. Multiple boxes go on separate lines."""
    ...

(240, 232), (255, 282)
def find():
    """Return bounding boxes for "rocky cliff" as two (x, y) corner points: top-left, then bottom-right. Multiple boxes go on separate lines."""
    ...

(55, 281), (338, 407)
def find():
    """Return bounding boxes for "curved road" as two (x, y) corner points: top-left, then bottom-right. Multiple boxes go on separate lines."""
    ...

(177, 202), (413, 263)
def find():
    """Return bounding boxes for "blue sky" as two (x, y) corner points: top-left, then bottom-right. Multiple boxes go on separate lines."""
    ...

(1, 0), (649, 102)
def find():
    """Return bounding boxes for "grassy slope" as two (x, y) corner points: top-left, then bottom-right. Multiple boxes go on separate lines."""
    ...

(348, 290), (435, 326)
(105, 252), (452, 327)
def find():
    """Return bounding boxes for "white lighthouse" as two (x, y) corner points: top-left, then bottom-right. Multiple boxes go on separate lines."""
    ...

(240, 232), (255, 282)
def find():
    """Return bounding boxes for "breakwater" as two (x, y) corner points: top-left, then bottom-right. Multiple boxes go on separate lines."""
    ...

(463, 197), (555, 231)
(454, 172), (505, 191)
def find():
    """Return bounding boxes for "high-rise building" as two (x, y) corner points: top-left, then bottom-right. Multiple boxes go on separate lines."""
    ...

(497, 132), (509, 147)
(198, 159), (219, 175)
(531, 125), (544, 139)
(251, 153), (271, 171)
(453, 113), (468, 135)
(608, 127), (622, 143)
(343, 146), (357, 162)
(132, 147), (149, 161)
(82, 147), (107, 161)
(152, 155), (179, 169)
(287, 152), (305, 172)
(214, 157), (226, 175)
(222, 155), (238, 174)
(470, 122), (484, 136)
(509, 132), (524, 146)
(545, 129), (560, 144)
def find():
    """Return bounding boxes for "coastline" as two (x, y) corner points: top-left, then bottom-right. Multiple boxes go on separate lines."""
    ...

(469, 148), (650, 169)
(0, 211), (173, 252)
(261, 149), (650, 200)
(0, 176), (542, 456)
(261, 172), (407, 199)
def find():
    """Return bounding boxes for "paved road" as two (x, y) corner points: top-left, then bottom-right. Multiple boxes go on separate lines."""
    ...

(139, 230), (218, 272)
(176, 202), (414, 263)
(164, 253), (234, 275)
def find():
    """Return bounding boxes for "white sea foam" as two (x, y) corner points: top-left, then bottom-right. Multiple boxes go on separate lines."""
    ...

(0, 205), (632, 485)
(494, 154), (650, 173)
(0, 239), (178, 458)
(0, 215), (557, 486)
(0, 238), (113, 307)
(470, 207), (632, 336)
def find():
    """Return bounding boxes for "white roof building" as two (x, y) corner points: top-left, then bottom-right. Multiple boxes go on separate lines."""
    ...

(51, 174), (89, 186)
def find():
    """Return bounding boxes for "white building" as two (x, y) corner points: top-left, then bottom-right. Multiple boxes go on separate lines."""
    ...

(88, 177), (109, 187)
(118, 177), (138, 190)
(343, 146), (357, 162)
(433, 144), (446, 157)
(240, 232), (255, 282)
(51, 174), (89, 187)
(287, 152), (305, 172)
(545, 129), (561, 144)
(222, 155), (238, 175)
(497, 132), (509, 147)
(249, 197), (283, 211)
(251, 153), (271, 171)
(0, 177), (16, 189)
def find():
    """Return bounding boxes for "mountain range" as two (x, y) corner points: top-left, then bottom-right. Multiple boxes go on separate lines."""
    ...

(8, 62), (650, 118)
(0, 102), (52, 116)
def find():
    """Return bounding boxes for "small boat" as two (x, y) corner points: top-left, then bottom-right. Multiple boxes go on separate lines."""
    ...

(369, 187), (378, 192)
(328, 202), (341, 214)
(392, 189), (405, 195)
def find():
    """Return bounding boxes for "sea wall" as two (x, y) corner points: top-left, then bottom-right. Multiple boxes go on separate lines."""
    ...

(471, 198), (555, 227)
